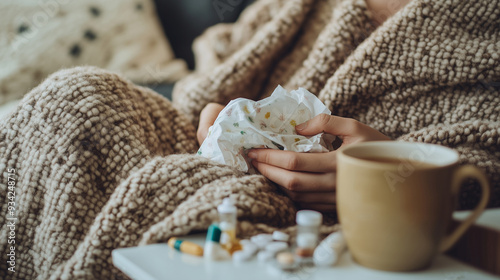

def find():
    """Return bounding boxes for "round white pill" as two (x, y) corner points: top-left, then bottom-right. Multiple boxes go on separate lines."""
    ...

(242, 241), (258, 255)
(233, 251), (252, 262)
(233, 250), (253, 263)
(251, 234), (273, 249)
(251, 234), (273, 243)
(257, 250), (273, 262)
(313, 246), (336, 266)
(272, 231), (289, 242)
(265, 242), (288, 255)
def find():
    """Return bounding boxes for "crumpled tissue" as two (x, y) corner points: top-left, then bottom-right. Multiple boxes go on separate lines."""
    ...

(197, 86), (335, 173)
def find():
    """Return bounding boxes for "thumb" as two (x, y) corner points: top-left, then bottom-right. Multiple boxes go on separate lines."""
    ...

(295, 114), (358, 137)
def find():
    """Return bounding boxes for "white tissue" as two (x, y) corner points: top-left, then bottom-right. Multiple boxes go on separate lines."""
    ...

(197, 86), (335, 173)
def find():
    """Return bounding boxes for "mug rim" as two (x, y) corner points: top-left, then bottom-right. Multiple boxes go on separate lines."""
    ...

(338, 141), (459, 170)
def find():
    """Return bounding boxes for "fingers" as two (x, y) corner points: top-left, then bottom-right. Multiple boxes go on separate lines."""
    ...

(295, 114), (391, 143)
(248, 149), (336, 173)
(197, 103), (225, 145)
(295, 114), (361, 137)
(252, 161), (336, 192)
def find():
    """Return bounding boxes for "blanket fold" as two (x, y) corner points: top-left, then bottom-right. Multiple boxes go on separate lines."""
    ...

(0, 67), (307, 279)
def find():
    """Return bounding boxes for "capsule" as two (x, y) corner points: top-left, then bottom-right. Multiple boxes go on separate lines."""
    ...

(168, 237), (204, 256)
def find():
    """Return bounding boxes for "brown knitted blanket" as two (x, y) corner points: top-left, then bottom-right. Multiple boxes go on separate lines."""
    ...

(1, 0), (499, 279)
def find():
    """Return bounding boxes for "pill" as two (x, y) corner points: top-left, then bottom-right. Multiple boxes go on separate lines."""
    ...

(242, 241), (258, 255)
(257, 250), (274, 262)
(272, 231), (289, 242)
(168, 237), (203, 256)
(251, 234), (273, 249)
(251, 234), (273, 243)
(313, 231), (347, 266)
(232, 250), (253, 263)
(265, 242), (288, 255)
(313, 247), (336, 266)
(276, 252), (295, 266)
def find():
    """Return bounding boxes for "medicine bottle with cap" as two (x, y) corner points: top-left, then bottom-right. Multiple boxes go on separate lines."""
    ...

(217, 198), (238, 253)
(295, 210), (322, 260)
(204, 224), (230, 260)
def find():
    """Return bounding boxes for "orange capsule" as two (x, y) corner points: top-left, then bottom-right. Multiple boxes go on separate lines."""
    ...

(168, 237), (204, 257)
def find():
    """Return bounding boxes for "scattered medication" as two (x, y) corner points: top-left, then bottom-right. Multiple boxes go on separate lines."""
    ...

(257, 250), (274, 263)
(313, 231), (347, 267)
(265, 241), (288, 255)
(168, 237), (203, 257)
(251, 233), (273, 249)
(272, 231), (289, 242)
(241, 240), (258, 256)
(232, 250), (253, 263)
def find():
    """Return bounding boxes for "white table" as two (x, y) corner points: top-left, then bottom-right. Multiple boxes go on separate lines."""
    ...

(113, 210), (500, 280)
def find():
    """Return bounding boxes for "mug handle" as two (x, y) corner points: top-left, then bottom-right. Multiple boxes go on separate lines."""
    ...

(439, 165), (490, 252)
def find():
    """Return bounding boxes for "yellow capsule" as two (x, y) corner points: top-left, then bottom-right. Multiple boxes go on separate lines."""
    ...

(168, 237), (204, 256)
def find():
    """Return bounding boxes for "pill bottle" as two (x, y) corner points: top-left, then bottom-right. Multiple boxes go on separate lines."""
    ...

(295, 210), (322, 259)
(204, 224), (230, 260)
(217, 198), (237, 250)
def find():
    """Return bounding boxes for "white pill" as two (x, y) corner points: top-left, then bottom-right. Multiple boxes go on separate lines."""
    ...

(313, 231), (347, 266)
(242, 241), (258, 255)
(257, 250), (274, 262)
(313, 246), (336, 266)
(251, 234), (273, 249)
(272, 231), (289, 242)
(265, 242), (288, 255)
(251, 234), (273, 243)
(233, 250), (253, 263)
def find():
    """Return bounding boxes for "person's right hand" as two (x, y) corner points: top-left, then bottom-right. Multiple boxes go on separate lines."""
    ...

(197, 103), (225, 145)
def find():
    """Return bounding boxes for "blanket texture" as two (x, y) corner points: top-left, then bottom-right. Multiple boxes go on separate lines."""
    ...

(0, 0), (499, 279)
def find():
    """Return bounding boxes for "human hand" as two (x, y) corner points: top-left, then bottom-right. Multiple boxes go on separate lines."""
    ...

(248, 114), (391, 212)
(197, 103), (225, 146)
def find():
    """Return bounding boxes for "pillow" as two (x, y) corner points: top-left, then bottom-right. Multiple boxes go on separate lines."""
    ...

(0, 0), (188, 105)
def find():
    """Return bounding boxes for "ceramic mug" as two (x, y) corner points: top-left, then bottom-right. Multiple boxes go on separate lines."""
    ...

(336, 141), (490, 271)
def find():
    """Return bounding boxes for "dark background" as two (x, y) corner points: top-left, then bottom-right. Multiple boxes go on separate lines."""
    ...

(154, 0), (255, 69)
(148, 0), (254, 99)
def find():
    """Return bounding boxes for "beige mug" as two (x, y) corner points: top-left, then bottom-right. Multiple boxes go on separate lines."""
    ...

(336, 141), (490, 271)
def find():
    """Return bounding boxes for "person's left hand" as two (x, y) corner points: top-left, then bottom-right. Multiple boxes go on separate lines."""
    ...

(248, 114), (391, 212)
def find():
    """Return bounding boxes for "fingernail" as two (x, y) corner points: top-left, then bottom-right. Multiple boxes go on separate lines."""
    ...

(248, 151), (256, 159)
(296, 121), (308, 131)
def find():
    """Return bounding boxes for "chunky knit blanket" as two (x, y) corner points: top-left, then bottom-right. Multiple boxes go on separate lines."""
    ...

(1, 0), (499, 279)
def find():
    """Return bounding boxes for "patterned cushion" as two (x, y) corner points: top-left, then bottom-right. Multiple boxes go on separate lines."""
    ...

(0, 0), (188, 105)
